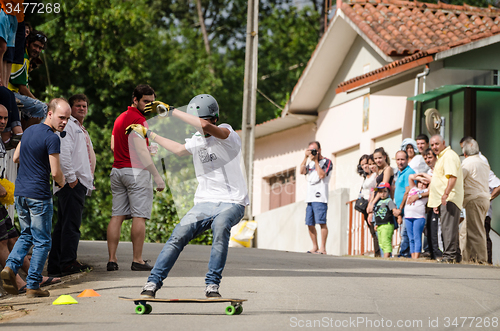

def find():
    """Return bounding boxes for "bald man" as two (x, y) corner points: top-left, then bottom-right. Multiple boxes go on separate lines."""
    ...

(428, 135), (464, 264)
(1, 98), (70, 297)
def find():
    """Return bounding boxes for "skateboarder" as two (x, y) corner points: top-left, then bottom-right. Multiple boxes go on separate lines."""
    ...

(126, 94), (248, 298)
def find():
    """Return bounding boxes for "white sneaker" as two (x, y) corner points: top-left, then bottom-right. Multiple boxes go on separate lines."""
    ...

(140, 281), (158, 298)
(205, 284), (221, 298)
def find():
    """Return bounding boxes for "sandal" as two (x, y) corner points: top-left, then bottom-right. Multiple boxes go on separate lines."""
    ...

(40, 276), (61, 287)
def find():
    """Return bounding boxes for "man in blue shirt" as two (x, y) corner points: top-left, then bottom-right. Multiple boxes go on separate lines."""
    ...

(0, 98), (70, 298)
(393, 150), (415, 258)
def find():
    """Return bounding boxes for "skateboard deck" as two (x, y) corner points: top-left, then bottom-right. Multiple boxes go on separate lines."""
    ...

(119, 296), (247, 315)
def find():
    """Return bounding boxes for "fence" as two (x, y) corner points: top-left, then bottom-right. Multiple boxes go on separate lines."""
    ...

(347, 199), (401, 256)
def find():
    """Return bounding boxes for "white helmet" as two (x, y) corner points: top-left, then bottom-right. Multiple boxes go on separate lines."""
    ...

(187, 94), (219, 119)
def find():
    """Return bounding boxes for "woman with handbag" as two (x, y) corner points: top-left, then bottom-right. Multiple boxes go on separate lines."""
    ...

(357, 155), (380, 257)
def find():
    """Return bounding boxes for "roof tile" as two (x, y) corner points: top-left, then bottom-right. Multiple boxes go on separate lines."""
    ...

(341, 0), (500, 56)
(336, 0), (500, 91)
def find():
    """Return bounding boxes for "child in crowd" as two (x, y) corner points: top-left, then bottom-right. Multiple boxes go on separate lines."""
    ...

(404, 174), (429, 259)
(373, 183), (398, 258)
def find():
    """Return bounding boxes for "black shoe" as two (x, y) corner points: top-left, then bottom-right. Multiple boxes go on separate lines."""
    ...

(131, 260), (153, 271)
(61, 261), (93, 276)
(107, 261), (119, 271)
(47, 267), (62, 278)
(421, 251), (431, 258)
(140, 282), (158, 298)
(47, 272), (62, 278)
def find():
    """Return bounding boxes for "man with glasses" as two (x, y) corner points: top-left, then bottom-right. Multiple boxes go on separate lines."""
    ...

(8, 30), (48, 129)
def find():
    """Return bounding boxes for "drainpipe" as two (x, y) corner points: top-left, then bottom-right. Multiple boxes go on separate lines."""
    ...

(412, 65), (430, 139)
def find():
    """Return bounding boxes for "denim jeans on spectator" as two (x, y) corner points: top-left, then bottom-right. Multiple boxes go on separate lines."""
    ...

(148, 202), (245, 288)
(14, 92), (48, 119)
(6, 196), (53, 289)
(405, 217), (426, 254)
(398, 218), (411, 257)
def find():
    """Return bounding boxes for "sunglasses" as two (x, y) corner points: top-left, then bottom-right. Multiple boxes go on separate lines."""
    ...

(34, 33), (47, 44)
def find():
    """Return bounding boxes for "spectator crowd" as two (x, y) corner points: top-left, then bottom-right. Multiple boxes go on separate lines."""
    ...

(357, 134), (500, 264)
(1, 1), (498, 302)
(0, 5), (97, 298)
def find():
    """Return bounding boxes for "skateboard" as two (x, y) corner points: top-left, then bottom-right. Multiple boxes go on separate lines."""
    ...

(119, 296), (247, 315)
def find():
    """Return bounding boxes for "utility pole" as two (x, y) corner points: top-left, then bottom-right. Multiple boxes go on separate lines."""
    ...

(241, 0), (259, 220)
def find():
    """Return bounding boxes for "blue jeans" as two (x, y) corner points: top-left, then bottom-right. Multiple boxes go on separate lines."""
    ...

(148, 202), (245, 288)
(6, 196), (53, 289)
(398, 218), (410, 257)
(14, 92), (48, 119)
(405, 217), (426, 254)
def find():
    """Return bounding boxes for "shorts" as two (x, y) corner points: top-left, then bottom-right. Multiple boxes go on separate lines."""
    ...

(305, 202), (328, 226)
(377, 223), (394, 253)
(5, 21), (25, 64)
(111, 167), (153, 219)
(0, 205), (19, 241)
(0, 10), (17, 48)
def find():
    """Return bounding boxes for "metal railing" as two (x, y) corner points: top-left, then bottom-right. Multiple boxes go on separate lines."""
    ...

(347, 200), (401, 256)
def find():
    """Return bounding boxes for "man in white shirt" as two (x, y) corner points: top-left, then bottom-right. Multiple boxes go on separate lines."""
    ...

(127, 94), (248, 299)
(460, 137), (500, 264)
(47, 94), (96, 277)
(460, 138), (490, 263)
(300, 141), (332, 255)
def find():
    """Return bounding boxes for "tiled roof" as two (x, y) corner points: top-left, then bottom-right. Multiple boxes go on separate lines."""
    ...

(336, 51), (433, 92)
(336, 0), (500, 92)
(342, 0), (500, 56)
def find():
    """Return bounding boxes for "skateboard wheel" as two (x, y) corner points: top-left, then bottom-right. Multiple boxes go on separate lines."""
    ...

(225, 305), (236, 316)
(135, 304), (146, 315)
(235, 305), (243, 315)
(145, 304), (153, 314)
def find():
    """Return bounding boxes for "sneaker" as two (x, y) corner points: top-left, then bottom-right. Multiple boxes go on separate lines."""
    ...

(0, 267), (19, 296)
(140, 282), (158, 298)
(205, 284), (221, 298)
(61, 261), (93, 276)
(131, 260), (153, 271)
(107, 261), (119, 271)
(26, 288), (50, 298)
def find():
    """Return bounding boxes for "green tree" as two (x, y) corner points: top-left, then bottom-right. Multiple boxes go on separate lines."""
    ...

(26, 0), (323, 244)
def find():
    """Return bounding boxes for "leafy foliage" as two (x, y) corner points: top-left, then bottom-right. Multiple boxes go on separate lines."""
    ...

(25, 0), (324, 245)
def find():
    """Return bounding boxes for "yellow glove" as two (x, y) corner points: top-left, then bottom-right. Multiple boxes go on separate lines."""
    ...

(144, 101), (172, 116)
(125, 124), (157, 140)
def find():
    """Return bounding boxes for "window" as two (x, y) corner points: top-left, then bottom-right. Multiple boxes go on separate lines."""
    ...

(268, 169), (296, 210)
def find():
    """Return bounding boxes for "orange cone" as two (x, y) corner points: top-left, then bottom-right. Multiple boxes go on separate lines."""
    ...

(77, 289), (101, 297)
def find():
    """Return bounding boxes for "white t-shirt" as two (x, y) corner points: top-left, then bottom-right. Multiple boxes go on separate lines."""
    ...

(305, 158), (333, 203)
(478, 153), (500, 218)
(409, 155), (429, 174)
(361, 172), (377, 200)
(184, 123), (249, 206)
(404, 187), (428, 219)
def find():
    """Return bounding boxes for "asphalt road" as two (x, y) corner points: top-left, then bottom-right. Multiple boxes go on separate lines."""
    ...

(1, 240), (499, 330)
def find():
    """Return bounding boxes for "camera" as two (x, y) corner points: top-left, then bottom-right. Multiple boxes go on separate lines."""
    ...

(311, 149), (317, 156)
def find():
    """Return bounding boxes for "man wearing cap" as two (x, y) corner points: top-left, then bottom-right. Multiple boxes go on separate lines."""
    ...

(393, 150), (416, 258)
(428, 135), (464, 263)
